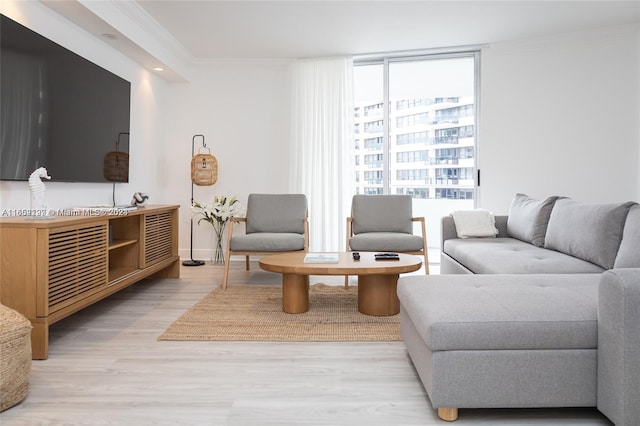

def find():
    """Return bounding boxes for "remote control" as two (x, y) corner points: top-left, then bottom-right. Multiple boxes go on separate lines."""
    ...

(375, 252), (400, 261)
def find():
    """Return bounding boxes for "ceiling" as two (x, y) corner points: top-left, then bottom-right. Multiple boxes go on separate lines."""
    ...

(136, 0), (640, 58)
(40, 1), (640, 82)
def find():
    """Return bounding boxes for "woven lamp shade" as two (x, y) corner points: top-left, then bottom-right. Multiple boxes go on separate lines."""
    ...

(103, 151), (129, 182)
(191, 149), (218, 186)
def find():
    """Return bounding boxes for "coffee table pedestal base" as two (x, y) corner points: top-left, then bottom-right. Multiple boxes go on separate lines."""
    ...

(282, 273), (310, 313)
(357, 274), (400, 316)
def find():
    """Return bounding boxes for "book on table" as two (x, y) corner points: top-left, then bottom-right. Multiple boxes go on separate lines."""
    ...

(304, 253), (339, 263)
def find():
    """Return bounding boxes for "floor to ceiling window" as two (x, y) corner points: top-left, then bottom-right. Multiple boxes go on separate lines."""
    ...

(353, 52), (479, 246)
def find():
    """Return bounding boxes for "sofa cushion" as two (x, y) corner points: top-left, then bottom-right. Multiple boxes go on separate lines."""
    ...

(614, 204), (640, 268)
(398, 273), (601, 351)
(544, 199), (635, 269)
(230, 233), (306, 251)
(349, 232), (424, 252)
(443, 237), (605, 274)
(507, 193), (559, 247)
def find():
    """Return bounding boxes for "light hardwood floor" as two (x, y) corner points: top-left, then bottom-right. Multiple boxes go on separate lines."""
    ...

(1, 258), (612, 425)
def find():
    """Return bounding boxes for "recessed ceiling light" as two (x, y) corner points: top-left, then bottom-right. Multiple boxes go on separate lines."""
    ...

(153, 67), (165, 72)
(102, 33), (117, 40)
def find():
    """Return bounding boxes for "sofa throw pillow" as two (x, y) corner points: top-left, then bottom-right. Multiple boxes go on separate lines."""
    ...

(450, 209), (498, 239)
(545, 199), (635, 269)
(614, 204), (640, 268)
(506, 193), (559, 247)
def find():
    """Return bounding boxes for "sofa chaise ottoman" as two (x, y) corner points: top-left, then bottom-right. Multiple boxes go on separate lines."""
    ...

(398, 270), (640, 424)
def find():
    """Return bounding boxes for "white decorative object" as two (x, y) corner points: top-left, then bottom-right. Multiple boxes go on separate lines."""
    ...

(131, 192), (149, 206)
(28, 167), (51, 215)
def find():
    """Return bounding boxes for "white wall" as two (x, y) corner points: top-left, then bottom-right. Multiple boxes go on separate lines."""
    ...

(0, 2), (171, 211)
(162, 61), (292, 260)
(479, 24), (640, 213)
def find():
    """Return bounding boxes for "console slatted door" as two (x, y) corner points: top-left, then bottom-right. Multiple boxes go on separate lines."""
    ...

(143, 211), (173, 267)
(48, 223), (108, 314)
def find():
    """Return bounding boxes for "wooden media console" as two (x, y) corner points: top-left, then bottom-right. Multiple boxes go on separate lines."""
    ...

(0, 204), (180, 359)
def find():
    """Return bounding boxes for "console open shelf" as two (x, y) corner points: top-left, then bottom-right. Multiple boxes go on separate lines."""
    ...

(109, 239), (138, 250)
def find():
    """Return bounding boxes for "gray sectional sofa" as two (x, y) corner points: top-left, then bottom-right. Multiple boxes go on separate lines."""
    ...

(397, 194), (640, 424)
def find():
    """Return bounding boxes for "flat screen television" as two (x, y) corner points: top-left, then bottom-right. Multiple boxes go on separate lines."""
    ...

(0, 14), (131, 183)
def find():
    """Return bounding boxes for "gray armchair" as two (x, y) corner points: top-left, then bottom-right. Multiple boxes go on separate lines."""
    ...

(346, 195), (429, 284)
(222, 194), (309, 289)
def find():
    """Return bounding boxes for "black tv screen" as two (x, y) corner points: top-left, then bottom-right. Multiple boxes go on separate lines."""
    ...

(0, 14), (131, 183)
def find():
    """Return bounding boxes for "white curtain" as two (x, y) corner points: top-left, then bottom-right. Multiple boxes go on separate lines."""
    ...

(290, 57), (355, 252)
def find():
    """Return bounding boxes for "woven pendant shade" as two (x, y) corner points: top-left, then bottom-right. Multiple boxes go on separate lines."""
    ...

(191, 147), (218, 186)
(103, 151), (129, 182)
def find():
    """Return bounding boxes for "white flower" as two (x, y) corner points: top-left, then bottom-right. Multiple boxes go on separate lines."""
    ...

(192, 195), (244, 228)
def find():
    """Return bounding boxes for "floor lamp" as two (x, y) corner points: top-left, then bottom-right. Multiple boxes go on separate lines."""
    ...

(182, 134), (207, 266)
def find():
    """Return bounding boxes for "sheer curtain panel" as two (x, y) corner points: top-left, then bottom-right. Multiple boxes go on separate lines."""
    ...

(290, 57), (354, 252)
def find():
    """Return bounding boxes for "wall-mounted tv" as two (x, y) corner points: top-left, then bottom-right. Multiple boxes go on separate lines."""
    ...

(0, 14), (131, 183)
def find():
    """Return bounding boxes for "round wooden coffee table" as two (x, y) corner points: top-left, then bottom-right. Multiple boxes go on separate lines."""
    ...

(259, 252), (422, 316)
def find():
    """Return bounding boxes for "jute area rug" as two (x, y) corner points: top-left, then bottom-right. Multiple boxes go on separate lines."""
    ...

(158, 284), (400, 342)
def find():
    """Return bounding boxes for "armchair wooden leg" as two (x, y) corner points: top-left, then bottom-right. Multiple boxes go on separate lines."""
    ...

(437, 408), (458, 421)
(222, 260), (230, 290)
(222, 248), (233, 290)
(245, 255), (250, 271)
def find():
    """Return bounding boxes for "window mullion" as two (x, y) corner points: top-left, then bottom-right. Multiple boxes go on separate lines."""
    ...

(382, 58), (390, 194)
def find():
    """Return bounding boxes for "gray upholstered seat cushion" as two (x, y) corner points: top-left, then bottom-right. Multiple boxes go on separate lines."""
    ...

(506, 193), (559, 247)
(398, 273), (601, 351)
(230, 233), (306, 252)
(614, 204), (640, 268)
(544, 199), (635, 269)
(349, 232), (425, 252)
(351, 194), (413, 234)
(245, 193), (307, 234)
(443, 238), (605, 274)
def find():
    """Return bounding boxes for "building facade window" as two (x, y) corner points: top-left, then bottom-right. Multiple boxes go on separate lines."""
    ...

(364, 103), (384, 116)
(397, 150), (428, 163)
(397, 131), (428, 145)
(364, 137), (383, 150)
(396, 112), (428, 128)
(364, 120), (383, 133)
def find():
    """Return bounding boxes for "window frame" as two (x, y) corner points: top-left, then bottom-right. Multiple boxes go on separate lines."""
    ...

(353, 50), (481, 203)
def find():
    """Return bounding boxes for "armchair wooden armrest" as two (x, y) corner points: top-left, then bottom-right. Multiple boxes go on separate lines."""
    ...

(303, 215), (310, 251)
(225, 217), (246, 271)
(345, 217), (353, 251)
